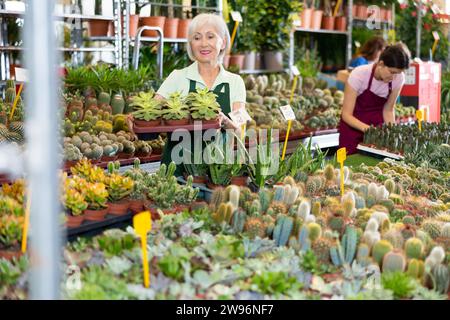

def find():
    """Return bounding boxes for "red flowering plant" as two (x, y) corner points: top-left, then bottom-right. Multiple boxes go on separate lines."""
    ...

(396, 0), (448, 61)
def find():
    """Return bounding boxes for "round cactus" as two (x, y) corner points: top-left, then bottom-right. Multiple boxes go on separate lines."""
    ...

(404, 237), (423, 260)
(384, 179), (396, 194)
(307, 223), (322, 242)
(382, 250), (406, 273)
(382, 229), (404, 249)
(421, 219), (443, 240)
(244, 217), (266, 239)
(324, 164), (335, 181)
(372, 240), (393, 266)
(312, 238), (333, 264)
(312, 201), (321, 217)
(407, 258), (425, 279)
(441, 223), (450, 238)
(402, 215), (416, 226)
(269, 201), (287, 216)
(327, 214), (345, 234)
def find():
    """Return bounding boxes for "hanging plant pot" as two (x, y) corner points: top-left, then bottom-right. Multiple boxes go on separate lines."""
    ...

(335, 16), (347, 31)
(140, 16), (166, 37)
(66, 214), (84, 228)
(301, 8), (314, 29)
(164, 18), (179, 39)
(229, 54), (245, 70)
(88, 19), (110, 37)
(321, 16), (335, 30)
(165, 118), (190, 126)
(177, 19), (191, 39)
(129, 199), (145, 213)
(84, 206), (109, 221)
(108, 199), (130, 215)
(311, 10), (323, 30)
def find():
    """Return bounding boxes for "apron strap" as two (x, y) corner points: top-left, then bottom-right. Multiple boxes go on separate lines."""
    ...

(367, 64), (377, 90)
(189, 79), (197, 92)
(388, 81), (392, 95)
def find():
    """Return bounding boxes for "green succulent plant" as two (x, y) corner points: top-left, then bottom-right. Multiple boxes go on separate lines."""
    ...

(130, 90), (162, 121)
(162, 91), (190, 120)
(187, 87), (221, 120)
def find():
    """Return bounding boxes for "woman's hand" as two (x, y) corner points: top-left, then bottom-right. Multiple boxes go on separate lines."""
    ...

(218, 111), (240, 131)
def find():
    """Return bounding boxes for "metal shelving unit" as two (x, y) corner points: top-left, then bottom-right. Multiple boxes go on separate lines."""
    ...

(0, 0), (123, 80)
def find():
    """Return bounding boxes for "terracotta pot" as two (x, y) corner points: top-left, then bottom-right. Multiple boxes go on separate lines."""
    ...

(379, 8), (386, 21)
(192, 176), (208, 184)
(122, 14), (140, 37)
(175, 204), (189, 212)
(352, 5), (357, 18)
(229, 54), (245, 70)
(64, 160), (79, 169)
(140, 16), (166, 37)
(129, 199), (145, 213)
(117, 152), (134, 160)
(177, 19), (191, 39)
(164, 18), (179, 39)
(190, 200), (208, 211)
(0, 250), (23, 261)
(88, 19), (110, 37)
(100, 155), (118, 163)
(84, 207), (109, 221)
(223, 55), (231, 68)
(301, 8), (314, 29)
(356, 5), (368, 19)
(199, 118), (219, 125)
(335, 16), (347, 31)
(134, 118), (162, 127)
(230, 176), (249, 186)
(108, 199), (130, 215)
(311, 10), (323, 30)
(321, 16), (335, 30)
(165, 118), (190, 126)
(66, 215), (84, 228)
(206, 182), (222, 190)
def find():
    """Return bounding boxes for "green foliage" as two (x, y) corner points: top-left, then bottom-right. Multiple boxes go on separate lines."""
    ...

(130, 90), (162, 121)
(381, 272), (417, 299)
(96, 231), (136, 257)
(251, 271), (302, 294)
(162, 91), (190, 120)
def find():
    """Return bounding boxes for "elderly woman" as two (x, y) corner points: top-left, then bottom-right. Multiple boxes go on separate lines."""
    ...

(155, 13), (246, 175)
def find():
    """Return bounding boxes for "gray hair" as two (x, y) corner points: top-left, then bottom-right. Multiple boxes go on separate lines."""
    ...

(186, 13), (230, 63)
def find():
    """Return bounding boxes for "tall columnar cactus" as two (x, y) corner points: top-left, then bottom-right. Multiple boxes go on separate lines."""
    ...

(273, 215), (294, 247)
(404, 237), (423, 260)
(210, 187), (225, 211)
(297, 225), (311, 253)
(432, 264), (449, 294)
(425, 246), (445, 269)
(229, 186), (240, 210)
(273, 185), (285, 202)
(441, 223), (450, 238)
(384, 179), (396, 194)
(330, 226), (358, 266)
(258, 189), (272, 213)
(368, 182), (378, 199)
(382, 250), (406, 273)
(284, 185), (299, 206)
(356, 243), (372, 267)
(407, 259), (425, 279)
(355, 195), (366, 209)
(297, 199), (311, 221)
(213, 202), (234, 224)
(324, 164), (335, 181)
(372, 240), (393, 266)
(5, 87), (16, 104)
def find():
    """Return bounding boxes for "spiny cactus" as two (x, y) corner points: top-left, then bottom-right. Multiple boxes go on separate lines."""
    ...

(330, 226), (357, 266)
(210, 187), (225, 211)
(283, 176), (296, 186)
(213, 202), (234, 224)
(284, 185), (300, 206)
(378, 199), (395, 213)
(404, 237), (423, 260)
(312, 238), (334, 264)
(382, 229), (404, 249)
(372, 240), (393, 266)
(440, 223), (450, 238)
(273, 215), (294, 247)
(425, 246), (445, 269)
(244, 217), (266, 239)
(327, 214), (346, 234)
(296, 199), (311, 221)
(389, 194), (405, 205)
(402, 215), (416, 226)
(407, 259), (425, 279)
(384, 179), (396, 194)
(268, 201), (287, 216)
(258, 189), (272, 213)
(342, 198), (356, 217)
(324, 164), (335, 181)
(273, 185), (285, 202)
(297, 225), (311, 253)
(355, 195), (366, 209)
(356, 243), (372, 267)
(307, 223), (322, 242)
(229, 186), (240, 210)
(382, 250), (406, 273)
(431, 264), (449, 294)
(421, 219), (443, 240)
(312, 201), (321, 217)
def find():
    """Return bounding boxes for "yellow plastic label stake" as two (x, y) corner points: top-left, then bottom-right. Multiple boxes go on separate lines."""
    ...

(9, 83), (24, 121)
(333, 0), (343, 17)
(229, 12), (242, 54)
(241, 123), (246, 141)
(21, 195), (31, 253)
(336, 147), (346, 196)
(281, 76), (299, 161)
(133, 211), (152, 288)
(416, 109), (423, 132)
(432, 31), (440, 58)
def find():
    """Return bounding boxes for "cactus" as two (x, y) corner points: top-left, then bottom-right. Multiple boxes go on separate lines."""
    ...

(368, 182), (378, 199)
(98, 92), (111, 106)
(355, 195), (366, 209)
(307, 223), (322, 242)
(273, 185), (285, 202)
(258, 189), (272, 213)
(296, 199), (311, 220)
(342, 198), (355, 217)
(5, 87), (16, 104)
(356, 243), (372, 267)
(372, 240), (393, 266)
(110, 94), (125, 115)
(312, 201), (321, 217)
(229, 186), (240, 210)
(384, 179), (396, 194)
(244, 217), (266, 239)
(248, 199), (262, 216)
(213, 202), (234, 224)
(324, 164), (335, 181)
(327, 214), (345, 234)
(382, 229), (404, 249)
(297, 225), (311, 253)
(421, 219), (443, 240)
(440, 223), (450, 238)
(288, 236), (300, 251)
(210, 187), (225, 210)
(432, 264), (449, 294)
(389, 194), (405, 205)
(283, 176), (296, 186)
(366, 195), (377, 208)
(407, 259), (425, 279)
(402, 215), (416, 226)
(382, 250), (406, 273)
(284, 186), (299, 206)
(312, 238), (333, 264)
(273, 215), (294, 247)
(268, 201), (287, 216)
(404, 237), (423, 260)
(425, 246), (445, 269)
(378, 199), (395, 213)
(329, 226), (357, 266)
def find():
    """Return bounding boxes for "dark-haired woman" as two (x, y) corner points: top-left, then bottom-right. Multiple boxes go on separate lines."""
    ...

(339, 44), (410, 154)
(349, 36), (386, 69)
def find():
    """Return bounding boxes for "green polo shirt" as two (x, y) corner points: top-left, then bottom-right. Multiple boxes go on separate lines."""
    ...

(157, 61), (246, 108)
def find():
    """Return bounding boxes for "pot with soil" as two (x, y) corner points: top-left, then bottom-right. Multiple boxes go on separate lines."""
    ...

(84, 206), (109, 221)
(230, 176), (249, 186)
(134, 118), (162, 127)
(229, 54), (245, 70)
(66, 214), (85, 228)
(311, 10), (324, 30)
(108, 199), (130, 215)
(301, 8), (314, 29)
(129, 199), (145, 213)
(321, 16), (335, 30)
(335, 16), (347, 31)
(165, 118), (190, 126)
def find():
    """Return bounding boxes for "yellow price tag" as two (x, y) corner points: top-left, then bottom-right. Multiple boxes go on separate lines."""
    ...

(133, 211), (152, 288)
(416, 109), (423, 132)
(336, 147), (346, 196)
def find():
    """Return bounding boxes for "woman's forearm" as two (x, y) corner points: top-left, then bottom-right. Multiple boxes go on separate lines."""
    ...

(342, 112), (370, 132)
(383, 108), (395, 124)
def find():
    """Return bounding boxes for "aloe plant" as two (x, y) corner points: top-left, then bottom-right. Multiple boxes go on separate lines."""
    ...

(162, 91), (190, 120)
(130, 90), (162, 121)
(187, 87), (221, 120)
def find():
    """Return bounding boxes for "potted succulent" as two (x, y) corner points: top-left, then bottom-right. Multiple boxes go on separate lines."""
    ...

(321, 0), (335, 30)
(104, 171), (134, 216)
(129, 180), (147, 213)
(63, 188), (88, 228)
(130, 90), (162, 127)
(187, 87), (221, 124)
(162, 91), (190, 126)
(175, 175), (199, 211)
(0, 215), (23, 260)
(83, 182), (110, 221)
